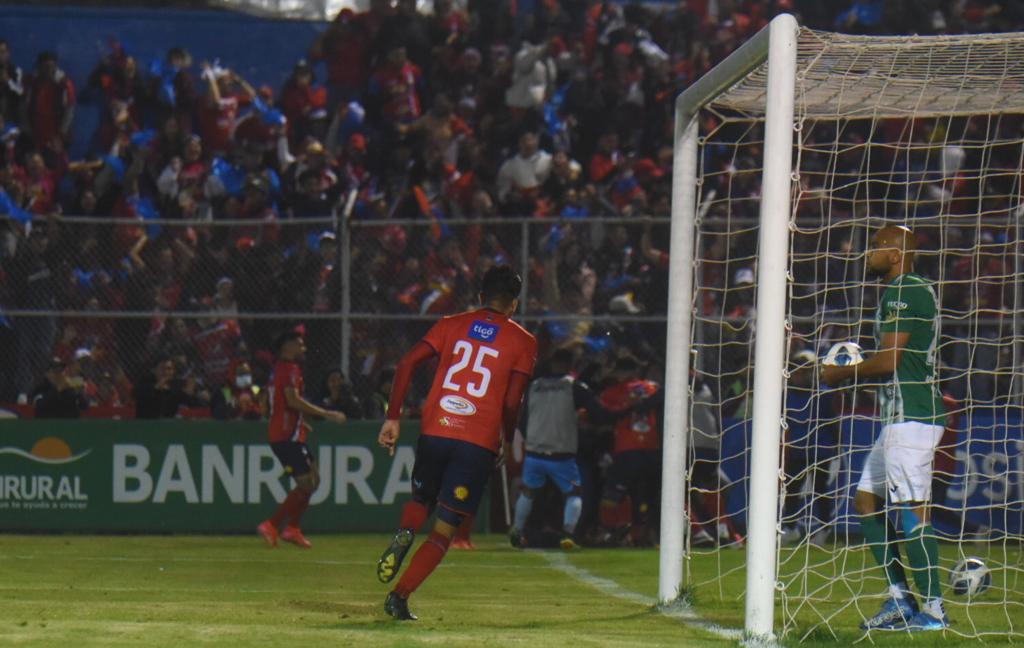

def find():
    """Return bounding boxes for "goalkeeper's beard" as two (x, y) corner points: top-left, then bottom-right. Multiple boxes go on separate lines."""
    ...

(867, 260), (891, 278)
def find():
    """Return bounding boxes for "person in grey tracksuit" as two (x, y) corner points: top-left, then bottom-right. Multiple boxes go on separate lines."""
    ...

(509, 348), (620, 548)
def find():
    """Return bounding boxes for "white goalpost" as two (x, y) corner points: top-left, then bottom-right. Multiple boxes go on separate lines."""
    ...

(661, 13), (1024, 641)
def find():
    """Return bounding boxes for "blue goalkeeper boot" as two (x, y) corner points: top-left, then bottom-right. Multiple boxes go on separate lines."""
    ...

(860, 595), (918, 630)
(905, 606), (950, 632)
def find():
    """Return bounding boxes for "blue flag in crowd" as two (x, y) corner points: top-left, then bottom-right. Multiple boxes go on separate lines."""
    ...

(0, 189), (32, 224)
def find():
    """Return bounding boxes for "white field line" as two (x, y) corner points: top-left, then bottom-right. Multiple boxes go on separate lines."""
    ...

(0, 554), (510, 570)
(542, 552), (745, 644)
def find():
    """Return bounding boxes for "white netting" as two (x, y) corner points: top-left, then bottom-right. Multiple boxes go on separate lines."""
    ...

(684, 25), (1024, 642)
(715, 29), (1024, 118)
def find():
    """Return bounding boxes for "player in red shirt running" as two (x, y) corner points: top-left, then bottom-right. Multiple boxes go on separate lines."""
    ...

(257, 330), (347, 549)
(375, 265), (537, 621)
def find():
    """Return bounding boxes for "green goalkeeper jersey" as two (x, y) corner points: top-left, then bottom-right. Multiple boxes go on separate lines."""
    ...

(873, 273), (946, 427)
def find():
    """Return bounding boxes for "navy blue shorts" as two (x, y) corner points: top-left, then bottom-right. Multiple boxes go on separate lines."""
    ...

(270, 441), (315, 478)
(412, 435), (495, 523)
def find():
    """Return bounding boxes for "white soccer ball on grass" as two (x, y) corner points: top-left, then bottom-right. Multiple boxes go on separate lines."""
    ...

(950, 557), (992, 597)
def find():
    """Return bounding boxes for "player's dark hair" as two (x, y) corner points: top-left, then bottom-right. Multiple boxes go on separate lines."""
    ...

(274, 329), (303, 354)
(480, 264), (522, 306)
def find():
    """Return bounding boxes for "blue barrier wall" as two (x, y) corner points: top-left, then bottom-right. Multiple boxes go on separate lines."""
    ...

(1, 5), (325, 158)
(720, 413), (1024, 537)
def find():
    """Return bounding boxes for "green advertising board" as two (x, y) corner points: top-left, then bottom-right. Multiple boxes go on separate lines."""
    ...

(0, 420), (489, 533)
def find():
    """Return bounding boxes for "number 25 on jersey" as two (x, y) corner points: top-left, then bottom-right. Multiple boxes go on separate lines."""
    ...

(442, 340), (499, 398)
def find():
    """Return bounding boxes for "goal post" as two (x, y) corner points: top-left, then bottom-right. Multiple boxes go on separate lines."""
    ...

(743, 14), (798, 637)
(660, 14), (798, 633)
(662, 12), (1024, 641)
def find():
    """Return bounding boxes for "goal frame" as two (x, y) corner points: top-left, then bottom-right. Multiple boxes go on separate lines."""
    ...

(660, 12), (798, 638)
(662, 12), (1024, 641)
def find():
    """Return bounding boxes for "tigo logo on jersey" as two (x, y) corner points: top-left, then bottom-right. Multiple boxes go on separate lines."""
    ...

(468, 321), (499, 342)
(440, 395), (477, 416)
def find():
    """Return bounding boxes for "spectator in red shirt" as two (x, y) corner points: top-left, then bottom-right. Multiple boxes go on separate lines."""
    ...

(22, 51), (75, 152)
(339, 132), (370, 192)
(18, 152), (57, 214)
(91, 371), (127, 410)
(309, 8), (370, 107)
(211, 360), (263, 420)
(420, 236), (474, 314)
(192, 309), (242, 389)
(368, 45), (423, 127)
(589, 131), (624, 184)
(198, 62), (256, 157)
(279, 60), (327, 147)
(88, 49), (146, 150)
(157, 135), (209, 218)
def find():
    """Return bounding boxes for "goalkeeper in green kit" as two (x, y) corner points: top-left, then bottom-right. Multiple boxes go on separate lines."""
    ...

(822, 225), (948, 631)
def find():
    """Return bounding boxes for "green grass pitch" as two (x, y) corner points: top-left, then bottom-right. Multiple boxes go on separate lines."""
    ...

(0, 534), (1019, 646)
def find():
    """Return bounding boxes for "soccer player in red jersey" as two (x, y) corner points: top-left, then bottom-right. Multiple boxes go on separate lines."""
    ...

(597, 356), (663, 547)
(257, 330), (347, 549)
(375, 265), (537, 621)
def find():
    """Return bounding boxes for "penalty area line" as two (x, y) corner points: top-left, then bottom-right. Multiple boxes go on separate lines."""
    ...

(541, 552), (743, 643)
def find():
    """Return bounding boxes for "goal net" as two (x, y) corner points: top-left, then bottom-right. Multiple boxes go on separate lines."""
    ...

(662, 16), (1024, 641)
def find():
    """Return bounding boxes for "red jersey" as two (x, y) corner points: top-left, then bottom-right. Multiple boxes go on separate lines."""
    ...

(199, 94), (246, 154)
(267, 360), (306, 443)
(419, 309), (537, 452)
(600, 380), (661, 453)
(369, 62), (422, 124)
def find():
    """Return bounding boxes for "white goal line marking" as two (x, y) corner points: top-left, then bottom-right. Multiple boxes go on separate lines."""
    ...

(541, 552), (745, 644)
(0, 554), (510, 570)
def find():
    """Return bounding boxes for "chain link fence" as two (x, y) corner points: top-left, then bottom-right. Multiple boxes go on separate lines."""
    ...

(0, 213), (673, 418)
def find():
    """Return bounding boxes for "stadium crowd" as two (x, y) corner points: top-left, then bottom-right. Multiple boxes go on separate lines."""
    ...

(2, 0), (1019, 415)
(0, 0), (1021, 540)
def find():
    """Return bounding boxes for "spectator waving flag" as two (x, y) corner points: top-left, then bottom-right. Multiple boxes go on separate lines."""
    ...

(126, 194), (162, 237)
(149, 59), (178, 106)
(209, 157), (247, 197)
(0, 189), (32, 224)
(412, 185), (449, 242)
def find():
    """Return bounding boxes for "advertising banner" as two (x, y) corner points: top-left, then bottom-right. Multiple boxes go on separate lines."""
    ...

(0, 420), (454, 533)
(719, 412), (1024, 536)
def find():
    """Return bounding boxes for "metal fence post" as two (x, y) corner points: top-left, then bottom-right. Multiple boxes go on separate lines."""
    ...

(520, 220), (529, 314)
(339, 206), (352, 380)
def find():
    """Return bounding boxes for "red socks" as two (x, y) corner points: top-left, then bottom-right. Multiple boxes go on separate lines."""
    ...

(290, 489), (311, 526)
(270, 489), (311, 528)
(454, 516), (473, 541)
(399, 500), (429, 532)
(393, 531), (451, 598)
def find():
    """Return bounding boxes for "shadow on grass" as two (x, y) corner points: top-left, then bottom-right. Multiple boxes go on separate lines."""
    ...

(324, 609), (656, 633)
